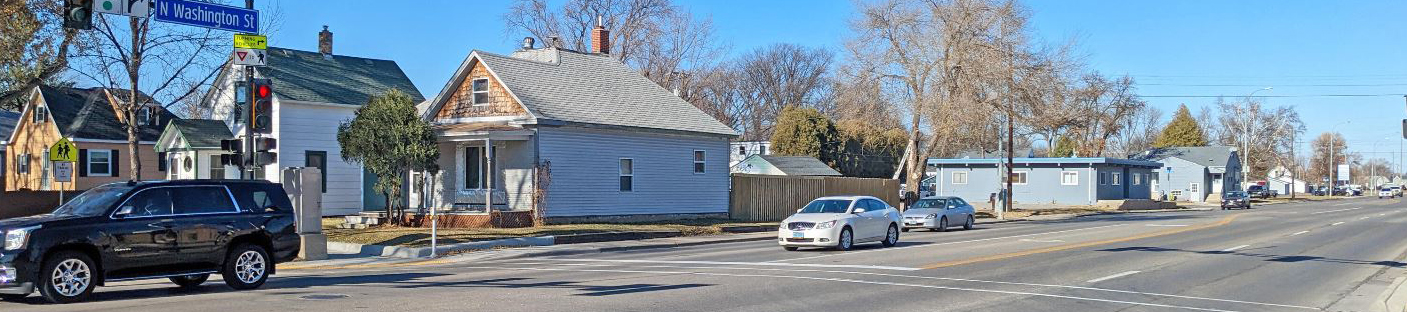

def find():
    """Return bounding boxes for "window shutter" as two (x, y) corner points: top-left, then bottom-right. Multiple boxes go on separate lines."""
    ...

(110, 149), (119, 177)
(78, 149), (87, 177)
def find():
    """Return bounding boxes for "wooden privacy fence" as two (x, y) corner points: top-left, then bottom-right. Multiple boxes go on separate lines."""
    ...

(730, 174), (900, 221)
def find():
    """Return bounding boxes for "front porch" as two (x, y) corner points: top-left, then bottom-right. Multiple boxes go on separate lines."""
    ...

(405, 126), (539, 227)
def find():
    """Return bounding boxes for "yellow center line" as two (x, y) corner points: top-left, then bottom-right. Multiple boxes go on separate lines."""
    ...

(921, 214), (1241, 270)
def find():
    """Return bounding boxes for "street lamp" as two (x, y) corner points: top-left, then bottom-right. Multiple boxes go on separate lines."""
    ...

(1241, 87), (1272, 190)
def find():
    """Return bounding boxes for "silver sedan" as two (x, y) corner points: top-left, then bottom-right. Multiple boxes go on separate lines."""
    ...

(900, 196), (976, 232)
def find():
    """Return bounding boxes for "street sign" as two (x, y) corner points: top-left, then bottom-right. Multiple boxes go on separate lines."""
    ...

(1337, 164), (1351, 182)
(95, 0), (151, 17)
(53, 162), (73, 183)
(233, 48), (266, 66)
(152, 0), (258, 33)
(49, 138), (78, 162)
(234, 34), (266, 49)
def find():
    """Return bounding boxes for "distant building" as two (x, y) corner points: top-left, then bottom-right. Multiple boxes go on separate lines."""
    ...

(730, 141), (770, 166)
(926, 157), (1162, 206)
(731, 155), (841, 176)
(1265, 166), (1308, 194)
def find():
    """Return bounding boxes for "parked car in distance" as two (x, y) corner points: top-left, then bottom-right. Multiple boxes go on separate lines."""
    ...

(1246, 185), (1272, 199)
(1391, 185), (1403, 197)
(901, 196), (976, 232)
(778, 196), (901, 251)
(1381, 188), (1395, 199)
(0, 180), (300, 304)
(1222, 191), (1251, 209)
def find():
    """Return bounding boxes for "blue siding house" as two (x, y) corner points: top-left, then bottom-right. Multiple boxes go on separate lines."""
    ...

(408, 32), (737, 224)
(1135, 146), (1242, 202)
(926, 157), (1162, 206)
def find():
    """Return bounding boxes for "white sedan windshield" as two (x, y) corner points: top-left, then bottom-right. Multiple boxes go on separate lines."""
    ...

(799, 200), (852, 214)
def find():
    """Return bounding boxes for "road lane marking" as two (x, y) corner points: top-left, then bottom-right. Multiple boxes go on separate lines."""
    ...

(1020, 239), (1066, 243)
(1290, 230), (1309, 236)
(1312, 207), (1360, 214)
(1087, 271), (1142, 283)
(1361, 216), (1371, 220)
(455, 265), (1246, 312)
(768, 223), (1130, 263)
(537, 258), (921, 271)
(493, 261), (1320, 310)
(1146, 224), (1189, 227)
(1221, 245), (1250, 252)
(921, 214), (1241, 269)
(1334, 202), (1356, 206)
(1331, 222), (1345, 226)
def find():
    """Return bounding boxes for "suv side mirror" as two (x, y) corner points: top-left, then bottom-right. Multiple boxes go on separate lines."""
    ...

(114, 206), (134, 218)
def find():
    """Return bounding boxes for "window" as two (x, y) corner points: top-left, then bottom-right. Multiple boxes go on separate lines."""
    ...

(1189, 183), (1200, 193)
(464, 146), (495, 189)
(619, 158), (633, 192)
(1133, 173), (1143, 185)
(137, 107), (151, 125)
(738, 146), (746, 155)
(952, 171), (968, 184)
(32, 106), (46, 123)
(1170, 190), (1183, 197)
(953, 198), (969, 207)
(693, 150), (706, 174)
(471, 78), (490, 105)
(121, 188), (173, 217)
(87, 150), (113, 177)
(1061, 171), (1079, 185)
(1112, 172), (1121, 186)
(1010, 171), (1028, 185)
(209, 155), (225, 179)
(157, 152), (167, 172)
(305, 151), (327, 192)
(15, 154), (27, 174)
(172, 186), (237, 214)
(228, 183), (293, 212)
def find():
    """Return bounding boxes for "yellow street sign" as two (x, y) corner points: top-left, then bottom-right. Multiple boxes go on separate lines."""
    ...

(49, 138), (77, 162)
(234, 34), (267, 50)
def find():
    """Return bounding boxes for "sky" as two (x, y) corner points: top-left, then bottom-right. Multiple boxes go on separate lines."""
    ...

(258, 0), (1407, 166)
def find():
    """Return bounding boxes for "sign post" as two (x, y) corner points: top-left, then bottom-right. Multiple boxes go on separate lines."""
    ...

(49, 138), (78, 204)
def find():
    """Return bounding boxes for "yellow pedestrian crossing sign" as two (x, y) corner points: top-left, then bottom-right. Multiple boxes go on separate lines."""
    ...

(49, 138), (77, 162)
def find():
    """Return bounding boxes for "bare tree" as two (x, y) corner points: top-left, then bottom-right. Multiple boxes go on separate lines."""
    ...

(1065, 73), (1146, 157)
(1215, 98), (1303, 179)
(1109, 106), (1163, 157)
(731, 43), (833, 140)
(0, 0), (90, 109)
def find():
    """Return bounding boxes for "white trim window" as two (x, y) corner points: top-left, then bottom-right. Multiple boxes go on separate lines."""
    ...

(471, 78), (490, 106)
(137, 107), (151, 125)
(463, 146), (494, 190)
(1061, 171), (1079, 185)
(1133, 173), (1143, 185)
(619, 158), (633, 192)
(1010, 171), (1028, 185)
(952, 171), (968, 184)
(32, 106), (46, 123)
(87, 150), (113, 177)
(693, 150), (706, 174)
(1099, 172), (1109, 185)
(1112, 172), (1122, 186)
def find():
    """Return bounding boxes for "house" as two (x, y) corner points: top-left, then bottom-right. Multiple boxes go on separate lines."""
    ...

(926, 157), (1162, 206)
(731, 155), (841, 176)
(409, 25), (737, 225)
(1136, 146), (1242, 202)
(0, 111), (20, 191)
(6, 86), (174, 191)
(729, 141), (771, 166)
(205, 27), (423, 216)
(154, 119), (234, 179)
(1265, 165), (1308, 195)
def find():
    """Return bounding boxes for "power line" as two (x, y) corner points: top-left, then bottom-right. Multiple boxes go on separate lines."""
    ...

(1140, 83), (1407, 87)
(1137, 94), (1407, 98)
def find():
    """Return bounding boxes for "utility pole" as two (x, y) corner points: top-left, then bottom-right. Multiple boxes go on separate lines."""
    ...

(242, 0), (257, 180)
(1005, 98), (1014, 216)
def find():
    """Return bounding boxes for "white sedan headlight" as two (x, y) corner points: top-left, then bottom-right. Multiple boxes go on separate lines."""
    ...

(4, 225), (39, 251)
(814, 220), (837, 229)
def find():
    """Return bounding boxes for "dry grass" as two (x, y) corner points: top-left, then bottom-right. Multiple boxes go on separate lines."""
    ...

(322, 218), (778, 248)
(974, 208), (1113, 219)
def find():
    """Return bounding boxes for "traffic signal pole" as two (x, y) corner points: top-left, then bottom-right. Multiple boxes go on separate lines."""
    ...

(243, 0), (256, 180)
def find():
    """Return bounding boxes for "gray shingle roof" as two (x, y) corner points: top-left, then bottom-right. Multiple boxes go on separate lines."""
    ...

(263, 47), (424, 105)
(37, 86), (174, 141)
(166, 119), (233, 148)
(456, 49), (736, 136)
(0, 110), (19, 141)
(1136, 146), (1236, 167)
(758, 155), (842, 176)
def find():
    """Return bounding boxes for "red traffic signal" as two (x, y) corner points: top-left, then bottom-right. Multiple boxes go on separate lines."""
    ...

(250, 78), (273, 134)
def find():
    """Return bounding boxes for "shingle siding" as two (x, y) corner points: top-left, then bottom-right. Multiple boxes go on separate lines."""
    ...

(537, 126), (729, 217)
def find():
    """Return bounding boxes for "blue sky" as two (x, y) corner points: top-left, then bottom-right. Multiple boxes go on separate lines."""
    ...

(262, 0), (1407, 162)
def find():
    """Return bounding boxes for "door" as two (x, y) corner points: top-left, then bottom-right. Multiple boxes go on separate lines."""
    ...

(170, 185), (241, 269)
(862, 199), (889, 241)
(305, 151), (328, 193)
(105, 188), (179, 277)
(951, 198), (974, 223)
(1190, 183), (1202, 202)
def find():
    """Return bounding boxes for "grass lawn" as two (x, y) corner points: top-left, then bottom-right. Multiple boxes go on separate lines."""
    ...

(323, 218), (778, 247)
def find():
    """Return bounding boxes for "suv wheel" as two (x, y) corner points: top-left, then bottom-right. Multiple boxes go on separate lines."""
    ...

(222, 244), (270, 290)
(37, 251), (95, 304)
(170, 274), (209, 289)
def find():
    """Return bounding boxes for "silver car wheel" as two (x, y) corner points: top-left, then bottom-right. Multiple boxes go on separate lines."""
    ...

(886, 226), (898, 244)
(50, 259), (91, 297)
(234, 250), (267, 284)
(839, 229), (852, 249)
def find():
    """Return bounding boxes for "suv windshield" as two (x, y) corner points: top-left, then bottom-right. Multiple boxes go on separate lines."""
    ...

(798, 199), (852, 214)
(51, 184), (132, 217)
(911, 198), (949, 209)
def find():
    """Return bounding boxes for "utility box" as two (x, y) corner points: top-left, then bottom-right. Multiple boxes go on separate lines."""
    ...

(283, 167), (327, 260)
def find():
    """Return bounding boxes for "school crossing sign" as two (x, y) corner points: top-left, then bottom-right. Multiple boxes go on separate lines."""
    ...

(49, 138), (78, 162)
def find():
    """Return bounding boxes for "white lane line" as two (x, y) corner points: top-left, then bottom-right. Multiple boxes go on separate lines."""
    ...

(1361, 216), (1371, 220)
(1290, 230), (1310, 236)
(1221, 245), (1250, 252)
(1334, 202), (1356, 206)
(494, 261), (1320, 310)
(536, 258), (921, 271)
(1087, 271), (1142, 283)
(1331, 222), (1345, 226)
(458, 265), (1244, 312)
(768, 223), (1130, 263)
(1020, 239), (1066, 243)
(1312, 207), (1361, 214)
(1146, 224), (1189, 227)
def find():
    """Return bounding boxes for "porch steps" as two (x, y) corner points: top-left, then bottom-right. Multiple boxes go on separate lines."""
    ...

(340, 212), (386, 229)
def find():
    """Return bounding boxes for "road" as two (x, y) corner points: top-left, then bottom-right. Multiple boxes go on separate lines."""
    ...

(3, 197), (1404, 311)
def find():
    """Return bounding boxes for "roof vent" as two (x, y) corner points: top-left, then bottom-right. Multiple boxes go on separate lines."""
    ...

(522, 37), (535, 49)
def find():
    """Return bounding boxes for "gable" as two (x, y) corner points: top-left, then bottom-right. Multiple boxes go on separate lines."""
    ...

(432, 59), (528, 121)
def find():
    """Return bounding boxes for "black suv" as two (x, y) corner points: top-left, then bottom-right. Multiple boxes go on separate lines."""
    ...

(0, 180), (299, 303)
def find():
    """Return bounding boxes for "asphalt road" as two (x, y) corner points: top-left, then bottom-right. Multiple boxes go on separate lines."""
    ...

(4, 197), (1404, 312)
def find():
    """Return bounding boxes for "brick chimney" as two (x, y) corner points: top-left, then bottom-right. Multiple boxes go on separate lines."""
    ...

(591, 16), (609, 54)
(318, 25), (333, 55)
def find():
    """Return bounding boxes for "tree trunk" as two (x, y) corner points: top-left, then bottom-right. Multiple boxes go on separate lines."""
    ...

(126, 17), (144, 180)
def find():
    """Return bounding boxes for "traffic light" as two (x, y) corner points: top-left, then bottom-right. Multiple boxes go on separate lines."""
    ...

(250, 78), (273, 134)
(219, 139), (243, 166)
(63, 0), (93, 30)
(254, 137), (277, 166)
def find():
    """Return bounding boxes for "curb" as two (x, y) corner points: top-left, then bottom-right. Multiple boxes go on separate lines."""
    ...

(327, 236), (555, 258)
(1376, 276), (1407, 312)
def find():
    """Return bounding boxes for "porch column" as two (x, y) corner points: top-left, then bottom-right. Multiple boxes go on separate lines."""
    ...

(485, 138), (493, 211)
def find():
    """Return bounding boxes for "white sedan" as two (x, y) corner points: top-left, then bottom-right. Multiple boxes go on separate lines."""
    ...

(778, 196), (902, 251)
